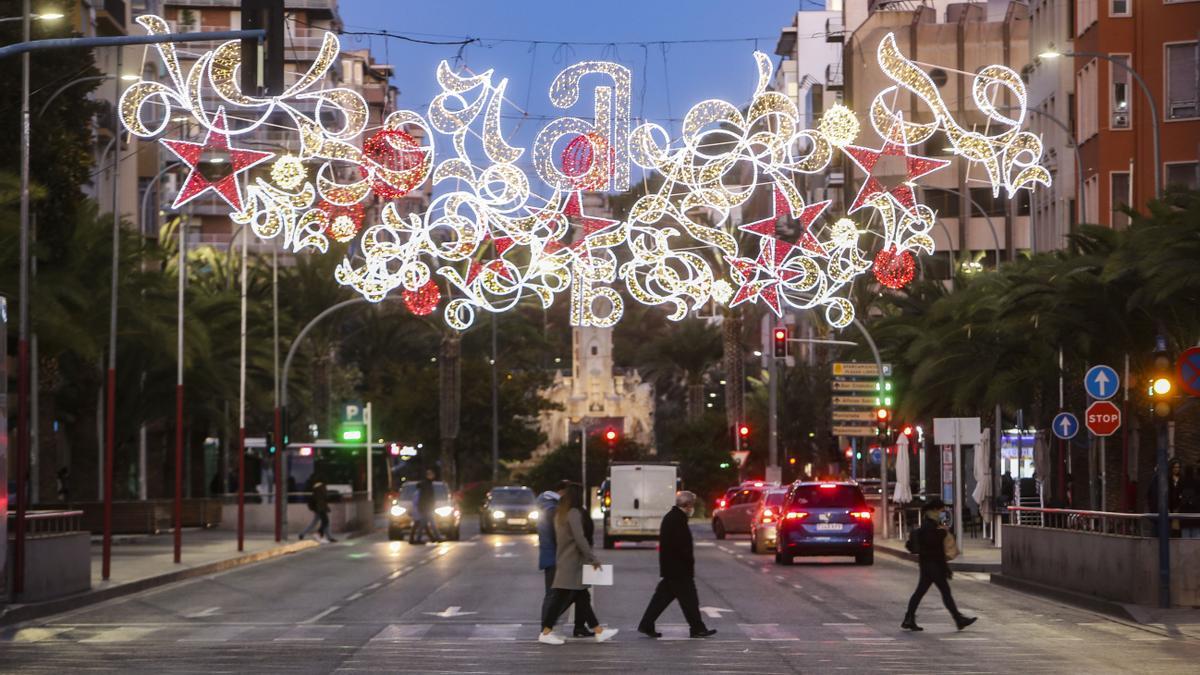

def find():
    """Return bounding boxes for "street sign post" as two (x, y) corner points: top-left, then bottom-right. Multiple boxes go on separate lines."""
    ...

(1177, 347), (1200, 398)
(1084, 365), (1119, 400)
(1085, 400), (1121, 437)
(1052, 412), (1079, 440)
(830, 362), (892, 438)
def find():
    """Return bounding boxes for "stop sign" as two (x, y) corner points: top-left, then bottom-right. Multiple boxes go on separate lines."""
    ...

(1085, 400), (1122, 436)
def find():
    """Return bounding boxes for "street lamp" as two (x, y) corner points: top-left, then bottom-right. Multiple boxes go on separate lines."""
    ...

(0, 12), (64, 23)
(1039, 46), (1161, 198)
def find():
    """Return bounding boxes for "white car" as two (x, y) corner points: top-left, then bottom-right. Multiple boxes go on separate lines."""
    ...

(602, 463), (678, 548)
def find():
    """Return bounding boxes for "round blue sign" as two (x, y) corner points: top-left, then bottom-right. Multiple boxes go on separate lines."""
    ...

(1052, 412), (1079, 440)
(1084, 365), (1119, 400)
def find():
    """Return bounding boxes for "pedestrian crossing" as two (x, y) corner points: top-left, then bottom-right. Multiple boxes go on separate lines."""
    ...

(1, 618), (1191, 646)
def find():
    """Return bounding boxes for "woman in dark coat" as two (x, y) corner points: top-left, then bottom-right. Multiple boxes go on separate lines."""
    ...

(902, 499), (977, 632)
(537, 484), (617, 644)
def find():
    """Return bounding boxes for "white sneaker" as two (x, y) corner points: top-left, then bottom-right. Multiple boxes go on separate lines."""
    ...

(538, 632), (565, 645)
(594, 627), (618, 643)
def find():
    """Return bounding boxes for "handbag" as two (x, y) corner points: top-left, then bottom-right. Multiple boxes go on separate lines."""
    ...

(942, 530), (959, 561)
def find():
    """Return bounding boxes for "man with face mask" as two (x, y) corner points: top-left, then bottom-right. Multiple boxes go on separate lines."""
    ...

(637, 491), (717, 639)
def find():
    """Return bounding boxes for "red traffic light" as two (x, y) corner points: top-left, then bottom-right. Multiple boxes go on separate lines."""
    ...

(738, 424), (750, 437)
(844, 447), (853, 458)
(901, 425), (913, 436)
(875, 408), (889, 420)
(774, 328), (786, 341)
(604, 428), (618, 442)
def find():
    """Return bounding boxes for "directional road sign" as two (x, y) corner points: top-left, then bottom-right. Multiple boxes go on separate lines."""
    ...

(1084, 365), (1119, 400)
(1178, 346), (1200, 398)
(832, 362), (892, 377)
(832, 425), (877, 438)
(1051, 412), (1079, 440)
(1085, 400), (1121, 436)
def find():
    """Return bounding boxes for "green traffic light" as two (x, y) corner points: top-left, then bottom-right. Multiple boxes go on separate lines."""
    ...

(342, 429), (364, 442)
(719, 462), (731, 469)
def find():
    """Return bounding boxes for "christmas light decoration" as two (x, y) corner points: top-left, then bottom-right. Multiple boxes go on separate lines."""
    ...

(122, 15), (1050, 330)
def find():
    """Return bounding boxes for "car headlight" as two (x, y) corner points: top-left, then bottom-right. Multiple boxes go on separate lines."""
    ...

(528, 510), (540, 520)
(389, 505), (406, 517)
(492, 510), (506, 520)
(434, 506), (453, 517)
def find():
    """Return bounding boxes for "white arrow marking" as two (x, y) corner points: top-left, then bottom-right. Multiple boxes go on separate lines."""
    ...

(494, 552), (517, 558)
(185, 607), (220, 618)
(425, 606), (478, 618)
(1093, 370), (1111, 397)
(700, 606), (734, 619)
(1059, 417), (1073, 436)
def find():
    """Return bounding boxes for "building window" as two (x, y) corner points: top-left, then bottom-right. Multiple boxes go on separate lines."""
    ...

(1165, 162), (1199, 192)
(1076, 59), (1099, 140)
(1165, 42), (1199, 120)
(1109, 54), (1130, 129)
(1110, 171), (1130, 229)
(1108, 0), (1129, 17)
(1083, 174), (1099, 226)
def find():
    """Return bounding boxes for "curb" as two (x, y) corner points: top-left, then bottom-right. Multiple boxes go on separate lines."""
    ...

(0, 539), (320, 627)
(874, 544), (1001, 573)
(988, 573), (1138, 623)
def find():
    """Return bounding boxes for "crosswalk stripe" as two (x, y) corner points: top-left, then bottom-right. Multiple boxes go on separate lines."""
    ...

(79, 627), (159, 643)
(469, 623), (523, 641)
(273, 625), (342, 642)
(178, 625), (245, 643)
(657, 623), (696, 641)
(739, 623), (799, 641)
(5, 627), (73, 642)
(369, 624), (434, 641)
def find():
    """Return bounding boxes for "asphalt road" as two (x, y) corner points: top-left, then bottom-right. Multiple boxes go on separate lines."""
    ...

(2, 520), (1197, 674)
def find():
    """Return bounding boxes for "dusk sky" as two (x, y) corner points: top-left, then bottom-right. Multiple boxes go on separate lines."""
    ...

(337, 1), (818, 149)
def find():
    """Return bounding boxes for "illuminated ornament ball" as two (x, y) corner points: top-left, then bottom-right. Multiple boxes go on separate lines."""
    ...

(360, 129), (428, 200)
(872, 245), (916, 289)
(818, 104), (860, 147)
(561, 132), (612, 191)
(403, 279), (441, 316)
(270, 155), (306, 190)
(316, 200), (365, 243)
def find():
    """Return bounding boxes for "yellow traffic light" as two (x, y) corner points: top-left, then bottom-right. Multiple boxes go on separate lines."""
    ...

(1152, 377), (1172, 396)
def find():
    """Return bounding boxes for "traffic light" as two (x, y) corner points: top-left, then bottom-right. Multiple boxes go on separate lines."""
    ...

(773, 326), (789, 358)
(901, 424), (914, 438)
(1148, 345), (1176, 418)
(266, 432), (275, 455)
(738, 424), (750, 439)
(241, 0), (285, 95)
(788, 457), (797, 465)
(604, 427), (618, 447)
(875, 407), (891, 437)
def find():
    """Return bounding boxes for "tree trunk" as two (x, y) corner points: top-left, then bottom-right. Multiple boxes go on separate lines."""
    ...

(723, 308), (745, 429)
(438, 331), (462, 487)
(686, 380), (704, 421)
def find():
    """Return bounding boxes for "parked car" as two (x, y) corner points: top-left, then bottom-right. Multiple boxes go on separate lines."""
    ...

(749, 488), (789, 554)
(711, 481), (772, 539)
(388, 480), (462, 541)
(480, 486), (539, 534)
(775, 481), (873, 566)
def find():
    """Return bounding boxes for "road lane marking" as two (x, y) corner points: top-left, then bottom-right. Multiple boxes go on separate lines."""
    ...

(841, 612), (860, 620)
(365, 583), (382, 590)
(739, 623), (799, 641)
(301, 606), (340, 624)
(425, 606), (478, 618)
(6, 627), (73, 642)
(809, 594), (824, 602)
(184, 606), (221, 618)
(274, 625), (342, 642)
(700, 607), (733, 619)
(369, 624), (434, 642)
(79, 627), (160, 643)
(178, 625), (245, 643)
(696, 542), (715, 547)
(791, 584), (803, 590)
(469, 623), (522, 641)
(388, 570), (403, 579)
(346, 592), (363, 601)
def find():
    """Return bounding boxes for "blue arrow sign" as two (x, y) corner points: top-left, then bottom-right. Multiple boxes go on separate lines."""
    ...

(1084, 365), (1119, 400)
(1052, 412), (1079, 440)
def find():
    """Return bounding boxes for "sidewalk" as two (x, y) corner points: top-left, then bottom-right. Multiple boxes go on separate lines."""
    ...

(875, 536), (1001, 573)
(2, 529), (318, 626)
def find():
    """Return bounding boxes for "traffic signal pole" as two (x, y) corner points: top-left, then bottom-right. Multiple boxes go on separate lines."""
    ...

(768, 343), (778, 481)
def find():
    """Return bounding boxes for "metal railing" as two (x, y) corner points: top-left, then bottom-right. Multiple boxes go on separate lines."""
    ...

(1007, 506), (1200, 537)
(6, 510), (84, 537)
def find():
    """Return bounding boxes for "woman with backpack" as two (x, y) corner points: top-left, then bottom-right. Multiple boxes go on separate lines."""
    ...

(902, 498), (976, 632)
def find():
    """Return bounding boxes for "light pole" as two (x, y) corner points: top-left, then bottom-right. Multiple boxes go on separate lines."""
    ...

(1040, 47), (1161, 198)
(102, 45), (124, 582)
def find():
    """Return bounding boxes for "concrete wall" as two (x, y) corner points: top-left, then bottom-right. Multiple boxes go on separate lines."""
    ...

(216, 499), (373, 536)
(1003, 525), (1200, 607)
(4, 533), (91, 603)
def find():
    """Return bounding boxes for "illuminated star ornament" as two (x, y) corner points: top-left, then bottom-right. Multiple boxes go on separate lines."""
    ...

(842, 118), (950, 213)
(159, 107), (274, 211)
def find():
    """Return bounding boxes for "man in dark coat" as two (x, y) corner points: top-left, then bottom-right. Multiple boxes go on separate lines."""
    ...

(637, 491), (717, 639)
(410, 469), (442, 544)
(902, 498), (975, 631)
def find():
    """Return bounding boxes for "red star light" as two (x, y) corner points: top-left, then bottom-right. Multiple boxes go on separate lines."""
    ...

(842, 120), (950, 214)
(740, 186), (831, 257)
(160, 108), (274, 212)
(543, 191), (621, 253)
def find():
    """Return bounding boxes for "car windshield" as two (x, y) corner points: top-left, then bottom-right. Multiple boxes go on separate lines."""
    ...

(399, 482), (450, 501)
(789, 485), (866, 508)
(764, 490), (787, 507)
(489, 488), (535, 505)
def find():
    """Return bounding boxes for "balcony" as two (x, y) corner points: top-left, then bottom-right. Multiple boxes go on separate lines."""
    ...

(825, 17), (844, 43)
(96, 0), (127, 34)
(825, 63), (843, 91)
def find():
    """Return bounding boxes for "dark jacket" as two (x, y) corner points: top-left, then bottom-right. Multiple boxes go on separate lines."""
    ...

(912, 516), (949, 575)
(309, 482), (329, 514)
(658, 506), (695, 579)
(416, 478), (436, 514)
(536, 491), (560, 570)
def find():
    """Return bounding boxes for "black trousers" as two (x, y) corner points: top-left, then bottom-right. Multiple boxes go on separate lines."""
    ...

(542, 568), (588, 632)
(541, 588), (598, 632)
(638, 576), (708, 633)
(905, 567), (961, 619)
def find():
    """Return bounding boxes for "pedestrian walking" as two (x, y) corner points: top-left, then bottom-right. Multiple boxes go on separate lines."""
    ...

(902, 498), (976, 632)
(410, 469), (442, 545)
(537, 480), (592, 637)
(538, 484), (617, 645)
(299, 478), (336, 542)
(56, 467), (71, 505)
(637, 490), (717, 639)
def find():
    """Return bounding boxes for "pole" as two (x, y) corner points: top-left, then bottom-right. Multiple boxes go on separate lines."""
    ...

(953, 422), (964, 547)
(768, 343), (778, 479)
(850, 318), (888, 538)
(1099, 436), (1107, 512)
(102, 46), (123, 582)
(366, 402), (374, 505)
(174, 195), (185, 564)
(491, 312), (499, 483)
(1156, 419), (1170, 608)
(237, 225), (248, 551)
(273, 245), (283, 542)
(13, 0), (31, 596)
(0, 28), (267, 60)
(581, 424), (588, 505)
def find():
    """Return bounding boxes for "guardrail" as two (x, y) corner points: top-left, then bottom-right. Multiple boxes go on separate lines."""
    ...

(1007, 506), (1200, 537)
(6, 510), (84, 537)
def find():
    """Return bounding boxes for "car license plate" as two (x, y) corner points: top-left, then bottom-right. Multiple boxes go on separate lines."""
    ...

(507, 518), (527, 525)
(815, 523), (842, 531)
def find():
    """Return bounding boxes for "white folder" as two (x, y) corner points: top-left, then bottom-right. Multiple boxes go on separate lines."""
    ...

(582, 564), (613, 586)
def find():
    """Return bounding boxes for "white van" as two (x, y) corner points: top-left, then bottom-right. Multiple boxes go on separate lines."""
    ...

(601, 463), (678, 549)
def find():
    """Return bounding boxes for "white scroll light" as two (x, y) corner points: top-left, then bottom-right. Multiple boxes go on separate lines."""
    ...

(121, 16), (1050, 331)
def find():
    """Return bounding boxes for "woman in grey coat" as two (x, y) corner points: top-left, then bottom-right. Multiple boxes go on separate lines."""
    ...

(538, 484), (618, 644)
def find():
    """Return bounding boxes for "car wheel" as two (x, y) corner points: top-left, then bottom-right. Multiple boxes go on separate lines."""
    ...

(775, 552), (793, 565)
(855, 550), (874, 566)
(387, 525), (404, 541)
(713, 519), (726, 540)
(603, 534), (615, 549)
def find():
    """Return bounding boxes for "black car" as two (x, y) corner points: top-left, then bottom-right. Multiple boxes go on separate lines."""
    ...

(480, 486), (539, 534)
(775, 481), (874, 566)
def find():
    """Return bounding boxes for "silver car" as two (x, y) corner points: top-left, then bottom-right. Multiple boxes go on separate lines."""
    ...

(749, 488), (789, 554)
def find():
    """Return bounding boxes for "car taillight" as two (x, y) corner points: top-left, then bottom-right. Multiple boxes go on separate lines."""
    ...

(850, 510), (872, 520)
(819, 483), (837, 489)
(784, 511), (808, 520)
(717, 499), (726, 509)
(761, 508), (774, 523)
